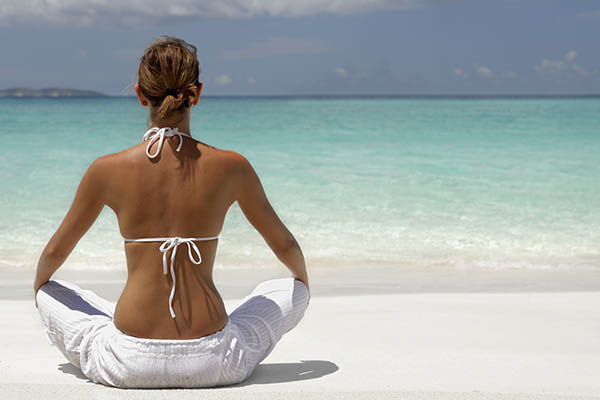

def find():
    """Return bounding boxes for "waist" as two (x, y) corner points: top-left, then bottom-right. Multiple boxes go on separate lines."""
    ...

(114, 276), (228, 340)
(113, 318), (232, 347)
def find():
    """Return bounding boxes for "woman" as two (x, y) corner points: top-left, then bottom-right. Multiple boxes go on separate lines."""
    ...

(33, 36), (310, 388)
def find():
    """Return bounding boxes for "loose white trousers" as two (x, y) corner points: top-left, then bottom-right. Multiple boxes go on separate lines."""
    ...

(36, 277), (310, 388)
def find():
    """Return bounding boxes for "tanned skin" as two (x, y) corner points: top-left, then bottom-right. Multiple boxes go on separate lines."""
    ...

(34, 83), (309, 339)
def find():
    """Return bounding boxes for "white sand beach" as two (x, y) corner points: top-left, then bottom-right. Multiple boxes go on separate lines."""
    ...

(1, 266), (599, 400)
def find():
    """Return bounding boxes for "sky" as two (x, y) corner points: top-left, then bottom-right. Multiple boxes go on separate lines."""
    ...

(1, 0), (599, 96)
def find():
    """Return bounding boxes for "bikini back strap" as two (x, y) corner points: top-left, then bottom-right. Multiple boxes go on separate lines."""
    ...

(123, 236), (219, 318)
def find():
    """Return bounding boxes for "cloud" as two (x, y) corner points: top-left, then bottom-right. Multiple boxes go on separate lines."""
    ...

(215, 74), (233, 85)
(248, 76), (256, 84)
(334, 67), (348, 79)
(0, 0), (460, 27)
(535, 50), (586, 76)
(474, 65), (493, 79)
(221, 37), (330, 60)
(455, 65), (516, 80)
(454, 67), (468, 78)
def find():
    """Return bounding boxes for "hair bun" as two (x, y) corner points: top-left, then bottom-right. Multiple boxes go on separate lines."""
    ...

(137, 36), (201, 119)
(164, 88), (179, 98)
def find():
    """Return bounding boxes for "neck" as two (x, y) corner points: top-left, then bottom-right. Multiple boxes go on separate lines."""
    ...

(149, 110), (191, 135)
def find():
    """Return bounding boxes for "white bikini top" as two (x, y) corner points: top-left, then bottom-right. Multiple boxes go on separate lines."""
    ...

(123, 127), (219, 319)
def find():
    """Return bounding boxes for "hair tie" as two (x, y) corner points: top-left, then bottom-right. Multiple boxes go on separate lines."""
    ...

(164, 88), (179, 98)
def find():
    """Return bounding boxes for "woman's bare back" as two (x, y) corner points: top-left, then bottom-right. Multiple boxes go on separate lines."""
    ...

(35, 128), (307, 340)
(34, 36), (308, 345)
(103, 135), (241, 339)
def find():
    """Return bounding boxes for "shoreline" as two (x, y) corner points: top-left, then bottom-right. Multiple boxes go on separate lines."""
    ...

(2, 265), (600, 301)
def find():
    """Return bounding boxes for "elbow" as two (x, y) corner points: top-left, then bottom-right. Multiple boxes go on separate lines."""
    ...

(276, 235), (299, 255)
(270, 234), (300, 259)
(43, 245), (69, 264)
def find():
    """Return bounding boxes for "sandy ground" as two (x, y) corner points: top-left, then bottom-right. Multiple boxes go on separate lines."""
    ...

(1, 266), (599, 400)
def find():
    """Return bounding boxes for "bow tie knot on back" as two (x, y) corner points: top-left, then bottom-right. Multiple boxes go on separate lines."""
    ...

(157, 237), (203, 318)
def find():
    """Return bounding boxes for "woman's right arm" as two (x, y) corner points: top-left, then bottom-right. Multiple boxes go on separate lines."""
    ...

(235, 155), (309, 290)
(34, 157), (107, 300)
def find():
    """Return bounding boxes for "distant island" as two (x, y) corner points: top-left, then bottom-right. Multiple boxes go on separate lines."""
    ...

(0, 88), (107, 98)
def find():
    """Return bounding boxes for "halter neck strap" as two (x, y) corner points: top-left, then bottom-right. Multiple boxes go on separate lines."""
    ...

(142, 127), (192, 159)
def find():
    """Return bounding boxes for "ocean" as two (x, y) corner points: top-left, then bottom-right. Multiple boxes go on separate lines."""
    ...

(0, 97), (598, 271)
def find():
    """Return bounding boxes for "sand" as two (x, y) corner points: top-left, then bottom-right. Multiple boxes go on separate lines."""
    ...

(1, 266), (599, 400)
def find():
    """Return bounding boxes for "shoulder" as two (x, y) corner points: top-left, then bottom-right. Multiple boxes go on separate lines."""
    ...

(84, 146), (137, 186)
(78, 154), (113, 197)
(88, 143), (143, 172)
(208, 148), (262, 199)
(86, 154), (110, 178)
(208, 147), (254, 175)
(87, 151), (122, 175)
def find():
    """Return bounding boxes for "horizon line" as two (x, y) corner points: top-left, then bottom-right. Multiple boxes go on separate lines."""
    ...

(2, 93), (600, 99)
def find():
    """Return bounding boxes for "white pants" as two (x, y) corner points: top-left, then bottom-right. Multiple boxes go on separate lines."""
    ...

(36, 277), (310, 388)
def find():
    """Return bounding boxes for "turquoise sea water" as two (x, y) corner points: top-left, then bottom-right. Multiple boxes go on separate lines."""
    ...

(0, 97), (599, 271)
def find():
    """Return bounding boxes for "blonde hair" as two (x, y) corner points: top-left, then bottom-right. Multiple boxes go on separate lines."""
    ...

(137, 36), (201, 119)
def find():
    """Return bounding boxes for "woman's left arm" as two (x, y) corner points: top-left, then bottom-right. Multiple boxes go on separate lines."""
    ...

(33, 158), (107, 298)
